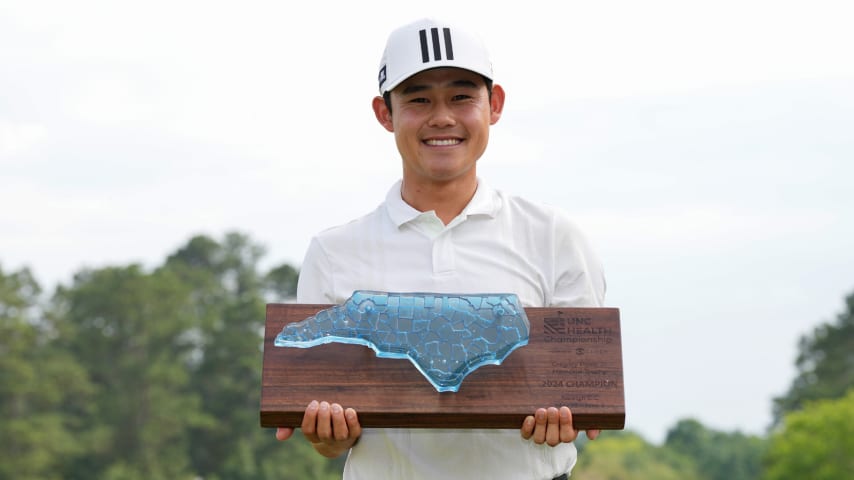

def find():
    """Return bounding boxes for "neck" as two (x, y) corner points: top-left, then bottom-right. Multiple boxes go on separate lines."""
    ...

(400, 176), (478, 225)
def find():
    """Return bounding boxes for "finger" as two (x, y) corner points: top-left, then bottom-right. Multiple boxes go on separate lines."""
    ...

(546, 407), (560, 446)
(301, 400), (320, 442)
(276, 427), (294, 441)
(559, 406), (577, 443)
(586, 429), (601, 441)
(520, 415), (535, 439)
(316, 401), (333, 440)
(330, 403), (349, 441)
(533, 408), (547, 444)
(345, 408), (362, 440)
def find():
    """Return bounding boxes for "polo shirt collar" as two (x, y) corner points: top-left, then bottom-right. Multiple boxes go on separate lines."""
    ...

(385, 178), (501, 228)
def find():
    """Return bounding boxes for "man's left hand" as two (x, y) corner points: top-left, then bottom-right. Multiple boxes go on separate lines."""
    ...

(520, 406), (600, 446)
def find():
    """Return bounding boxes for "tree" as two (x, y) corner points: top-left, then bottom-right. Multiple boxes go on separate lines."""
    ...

(165, 233), (271, 478)
(264, 263), (299, 302)
(773, 292), (854, 424)
(0, 265), (92, 480)
(763, 389), (854, 480)
(1, 232), (347, 479)
(665, 418), (766, 480)
(51, 264), (210, 479)
(163, 232), (344, 479)
(572, 430), (702, 480)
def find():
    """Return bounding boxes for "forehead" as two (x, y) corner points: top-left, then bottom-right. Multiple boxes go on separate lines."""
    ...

(393, 67), (486, 93)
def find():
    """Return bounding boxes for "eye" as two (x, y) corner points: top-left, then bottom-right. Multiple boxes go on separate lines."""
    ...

(452, 94), (472, 101)
(409, 97), (429, 104)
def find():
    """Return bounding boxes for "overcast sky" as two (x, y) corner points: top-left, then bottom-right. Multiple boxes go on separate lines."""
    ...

(2, 0), (853, 443)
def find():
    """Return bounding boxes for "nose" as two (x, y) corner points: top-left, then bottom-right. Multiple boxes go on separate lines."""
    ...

(427, 103), (456, 128)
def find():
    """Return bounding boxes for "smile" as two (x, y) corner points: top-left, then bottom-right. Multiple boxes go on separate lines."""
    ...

(424, 138), (462, 146)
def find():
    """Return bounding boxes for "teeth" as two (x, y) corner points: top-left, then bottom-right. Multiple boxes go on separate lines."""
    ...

(425, 138), (461, 146)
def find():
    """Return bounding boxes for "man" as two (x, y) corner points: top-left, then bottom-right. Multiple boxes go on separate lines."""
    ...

(277, 17), (606, 479)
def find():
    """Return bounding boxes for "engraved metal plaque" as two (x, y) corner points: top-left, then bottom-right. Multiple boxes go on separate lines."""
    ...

(260, 304), (625, 429)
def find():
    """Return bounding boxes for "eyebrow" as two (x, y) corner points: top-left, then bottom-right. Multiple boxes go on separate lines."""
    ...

(400, 79), (481, 95)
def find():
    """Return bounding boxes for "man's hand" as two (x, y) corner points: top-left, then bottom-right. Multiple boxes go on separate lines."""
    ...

(275, 400), (362, 458)
(520, 406), (600, 446)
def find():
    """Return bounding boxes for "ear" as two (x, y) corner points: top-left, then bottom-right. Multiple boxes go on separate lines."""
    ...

(489, 84), (505, 125)
(372, 96), (394, 132)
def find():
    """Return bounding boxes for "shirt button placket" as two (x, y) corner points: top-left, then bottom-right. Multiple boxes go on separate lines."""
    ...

(432, 228), (455, 275)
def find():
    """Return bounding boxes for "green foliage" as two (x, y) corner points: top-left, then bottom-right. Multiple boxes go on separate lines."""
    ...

(51, 264), (208, 479)
(665, 418), (765, 480)
(573, 422), (767, 480)
(763, 389), (854, 480)
(264, 263), (299, 302)
(0, 265), (92, 480)
(773, 292), (854, 424)
(572, 430), (703, 480)
(0, 234), (345, 479)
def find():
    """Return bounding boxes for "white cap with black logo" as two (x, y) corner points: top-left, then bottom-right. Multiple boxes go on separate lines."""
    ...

(377, 18), (493, 95)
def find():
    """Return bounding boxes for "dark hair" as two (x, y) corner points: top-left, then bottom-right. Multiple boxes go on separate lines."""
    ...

(383, 76), (494, 114)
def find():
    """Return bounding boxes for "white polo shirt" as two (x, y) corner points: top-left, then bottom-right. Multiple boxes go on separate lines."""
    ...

(296, 179), (606, 480)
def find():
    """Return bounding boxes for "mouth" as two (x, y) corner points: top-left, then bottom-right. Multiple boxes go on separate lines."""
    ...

(423, 138), (462, 146)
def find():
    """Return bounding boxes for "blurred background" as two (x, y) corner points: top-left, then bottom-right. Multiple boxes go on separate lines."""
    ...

(2, 1), (852, 478)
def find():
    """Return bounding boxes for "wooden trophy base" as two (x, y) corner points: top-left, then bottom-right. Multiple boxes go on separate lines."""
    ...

(260, 304), (624, 429)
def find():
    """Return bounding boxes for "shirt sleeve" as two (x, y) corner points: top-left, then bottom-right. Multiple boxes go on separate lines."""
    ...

(296, 237), (336, 304)
(550, 212), (607, 308)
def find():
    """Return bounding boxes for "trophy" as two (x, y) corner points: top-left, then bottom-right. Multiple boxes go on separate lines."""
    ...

(261, 291), (624, 429)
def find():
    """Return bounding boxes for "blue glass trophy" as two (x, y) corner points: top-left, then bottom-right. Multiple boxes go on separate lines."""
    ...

(261, 294), (625, 429)
(275, 291), (530, 392)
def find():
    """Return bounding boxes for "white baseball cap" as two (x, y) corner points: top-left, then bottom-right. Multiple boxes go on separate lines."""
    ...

(377, 18), (493, 95)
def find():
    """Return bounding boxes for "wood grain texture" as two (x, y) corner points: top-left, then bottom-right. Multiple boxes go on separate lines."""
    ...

(260, 304), (625, 429)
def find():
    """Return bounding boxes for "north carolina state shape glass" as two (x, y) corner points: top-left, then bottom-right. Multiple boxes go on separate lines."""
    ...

(275, 291), (529, 392)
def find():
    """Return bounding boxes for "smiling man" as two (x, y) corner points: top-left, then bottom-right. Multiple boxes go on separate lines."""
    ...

(276, 17), (606, 480)
(373, 66), (502, 223)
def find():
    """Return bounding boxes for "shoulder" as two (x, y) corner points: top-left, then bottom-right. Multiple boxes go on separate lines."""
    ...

(298, 204), (388, 303)
(313, 204), (386, 243)
(495, 190), (583, 233)
(311, 181), (404, 245)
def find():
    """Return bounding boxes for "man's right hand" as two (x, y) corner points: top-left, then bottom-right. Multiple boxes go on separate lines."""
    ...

(275, 400), (362, 458)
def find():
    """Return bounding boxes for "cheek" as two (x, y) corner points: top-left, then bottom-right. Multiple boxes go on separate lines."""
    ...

(464, 113), (491, 137)
(393, 127), (418, 154)
(462, 104), (492, 125)
(394, 116), (422, 140)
